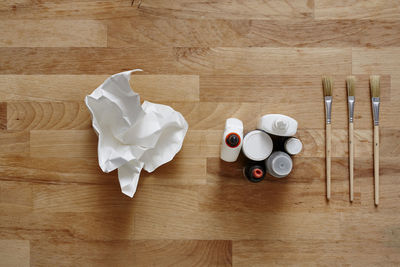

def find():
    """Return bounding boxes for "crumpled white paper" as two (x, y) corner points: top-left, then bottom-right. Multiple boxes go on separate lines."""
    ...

(85, 70), (188, 197)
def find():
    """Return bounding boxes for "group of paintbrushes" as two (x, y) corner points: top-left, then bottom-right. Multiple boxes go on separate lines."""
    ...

(322, 75), (380, 205)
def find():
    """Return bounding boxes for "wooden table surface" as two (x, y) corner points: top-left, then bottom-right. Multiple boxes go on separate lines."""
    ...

(1, 1), (400, 266)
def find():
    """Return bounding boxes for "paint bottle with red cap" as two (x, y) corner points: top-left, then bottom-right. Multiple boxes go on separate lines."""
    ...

(244, 162), (266, 183)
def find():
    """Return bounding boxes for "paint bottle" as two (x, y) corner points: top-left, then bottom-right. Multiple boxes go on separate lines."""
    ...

(257, 114), (298, 137)
(284, 137), (303, 155)
(244, 162), (266, 183)
(220, 118), (243, 162)
(265, 151), (293, 178)
(242, 130), (273, 161)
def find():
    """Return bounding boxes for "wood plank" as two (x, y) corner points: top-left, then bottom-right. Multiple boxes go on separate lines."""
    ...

(7, 101), (91, 131)
(169, 102), (261, 131)
(0, 75), (107, 101)
(0, 48), (175, 75)
(0, 131), (29, 156)
(0, 0), (312, 20)
(0, 0), (142, 20)
(109, 18), (400, 47)
(353, 48), (400, 74)
(0, 157), (112, 185)
(200, 75), (391, 102)
(28, 182), (198, 213)
(0, 240), (30, 267)
(132, 75), (199, 102)
(30, 240), (231, 266)
(26, 181), (137, 212)
(138, 0), (313, 20)
(0, 157), (205, 186)
(0, 180), (33, 213)
(315, 0), (400, 20)
(339, 211), (400, 242)
(0, 212), (135, 241)
(30, 130), (97, 158)
(176, 47), (352, 75)
(140, 158), (206, 185)
(0, 20), (107, 47)
(133, 209), (343, 240)
(0, 74), (199, 102)
(233, 239), (400, 266)
(0, 102), (6, 130)
(0, 47), (351, 75)
(177, 130), (222, 158)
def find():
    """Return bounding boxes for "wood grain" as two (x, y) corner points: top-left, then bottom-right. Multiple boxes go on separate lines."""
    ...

(31, 240), (231, 266)
(30, 130), (97, 158)
(0, 47), (352, 75)
(0, 48), (176, 74)
(7, 102), (91, 130)
(0, 0), (312, 20)
(0, 240), (30, 267)
(109, 18), (400, 48)
(136, 0), (313, 20)
(0, 131), (29, 156)
(175, 47), (352, 75)
(233, 239), (400, 266)
(0, 74), (198, 102)
(0, 20), (107, 47)
(1, 1), (400, 266)
(0, 102), (6, 130)
(315, 0), (400, 20)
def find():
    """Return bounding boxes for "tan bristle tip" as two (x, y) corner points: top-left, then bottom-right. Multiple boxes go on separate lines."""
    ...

(370, 75), (380, 98)
(322, 76), (333, 96)
(346, 76), (356, 96)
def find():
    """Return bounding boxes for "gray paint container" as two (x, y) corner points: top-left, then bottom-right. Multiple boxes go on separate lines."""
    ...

(265, 151), (293, 178)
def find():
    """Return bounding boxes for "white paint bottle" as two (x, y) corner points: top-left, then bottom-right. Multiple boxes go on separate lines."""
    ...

(284, 137), (303, 155)
(257, 114), (298, 137)
(242, 130), (273, 161)
(220, 118), (243, 162)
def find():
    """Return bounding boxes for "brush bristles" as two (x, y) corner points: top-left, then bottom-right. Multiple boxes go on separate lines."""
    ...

(322, 76), (333, 97)
(346, 76), (356, 97)
(370, 75), (380, 98)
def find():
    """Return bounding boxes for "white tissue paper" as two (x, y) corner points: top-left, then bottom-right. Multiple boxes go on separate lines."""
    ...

(85, 70), (189, 197)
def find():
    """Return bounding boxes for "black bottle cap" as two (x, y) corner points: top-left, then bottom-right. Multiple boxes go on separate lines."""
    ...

(225, 133), (240, 148)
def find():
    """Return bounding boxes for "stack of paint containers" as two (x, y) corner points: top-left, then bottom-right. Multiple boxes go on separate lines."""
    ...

(220, 114), (303, 183)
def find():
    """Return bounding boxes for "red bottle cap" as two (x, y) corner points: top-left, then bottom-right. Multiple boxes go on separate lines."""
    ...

(252, 168), (264, 179)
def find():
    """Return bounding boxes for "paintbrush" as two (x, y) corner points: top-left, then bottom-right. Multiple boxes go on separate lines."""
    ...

(322, 76), (333, 200)
(346, 76), (356, 202)
(370, 75), (380, 206)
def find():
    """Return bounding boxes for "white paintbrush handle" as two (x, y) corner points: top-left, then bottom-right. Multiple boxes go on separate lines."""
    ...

(374, 125), (379, 205)
(349, 122), (354, 202)
(326, 123), (331, 200)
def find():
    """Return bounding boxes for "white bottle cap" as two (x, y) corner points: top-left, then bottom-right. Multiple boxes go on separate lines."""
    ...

(242, 130), (273, 161)
(284, 137), (303, 155)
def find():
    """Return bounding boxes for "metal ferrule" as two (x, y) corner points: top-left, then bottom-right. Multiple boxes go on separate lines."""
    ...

(348, 96), (355, 123)
(372, 97), (380, 126)
(324, 96), (332, 124)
